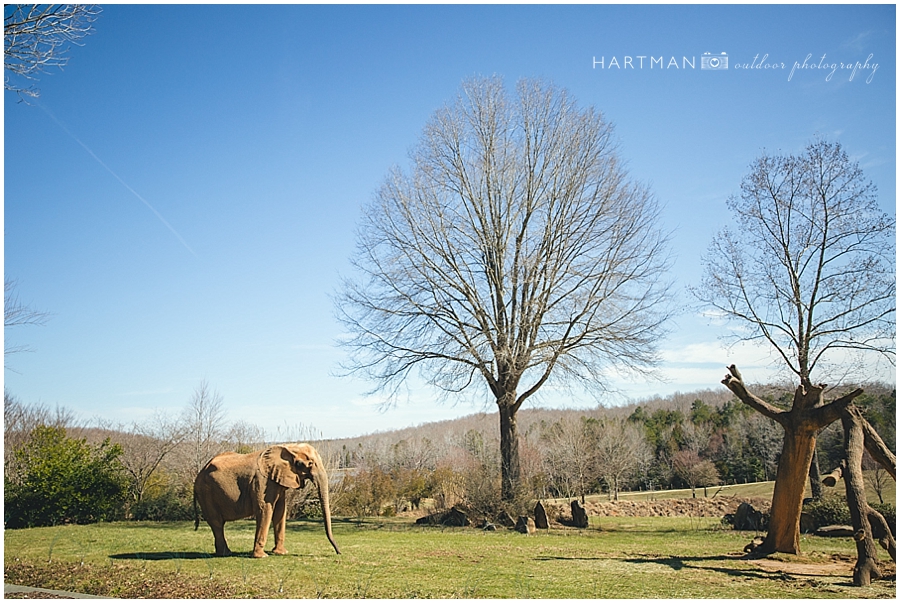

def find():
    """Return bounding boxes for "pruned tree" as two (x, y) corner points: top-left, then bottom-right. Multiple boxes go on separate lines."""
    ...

(696, 138), (895, 556)
(338, 76), (671, 501)
(822, 405), (896, 585)
(4, 4), (101, 97)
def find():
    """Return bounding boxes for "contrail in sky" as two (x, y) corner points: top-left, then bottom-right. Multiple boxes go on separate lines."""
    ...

(37, 102), (198, 257)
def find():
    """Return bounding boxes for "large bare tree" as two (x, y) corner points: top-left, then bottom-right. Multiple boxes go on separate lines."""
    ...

(4, 4), (101, 97)
(695, 138), (895, 555)
(339, 77), (671, 501)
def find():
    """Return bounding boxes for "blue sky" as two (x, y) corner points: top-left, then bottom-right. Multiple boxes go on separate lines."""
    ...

(4, 4), (895, 439)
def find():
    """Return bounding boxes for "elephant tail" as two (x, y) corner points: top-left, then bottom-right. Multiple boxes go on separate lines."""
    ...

(193, 489), (199, 531)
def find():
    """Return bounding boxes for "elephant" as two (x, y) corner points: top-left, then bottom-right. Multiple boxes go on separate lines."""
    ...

(193, 443), (340, 557)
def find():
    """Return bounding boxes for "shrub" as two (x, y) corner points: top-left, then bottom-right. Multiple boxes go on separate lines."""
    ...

(871, 503), (896, 537)
(131, 487), (194, 521)
(5, 426), (129, 528)
(803, 495), (851, 529)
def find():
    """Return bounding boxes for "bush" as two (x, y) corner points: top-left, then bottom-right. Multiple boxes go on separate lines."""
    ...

(871, 503), (896, 537)
(803, 495), (851, 529)
(131, 487), (194, 521)
(5, 426), (129, 528)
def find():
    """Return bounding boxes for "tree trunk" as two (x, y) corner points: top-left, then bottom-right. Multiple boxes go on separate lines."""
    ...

(722, 368), (861, 557)
(808, 447), (824, 501)
(840, 406), (887, 585)
(760, 428), (816, 555)
(498, 400), (520, 502)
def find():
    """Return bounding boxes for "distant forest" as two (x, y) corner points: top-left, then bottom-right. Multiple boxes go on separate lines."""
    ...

(5, 382), (895, 525)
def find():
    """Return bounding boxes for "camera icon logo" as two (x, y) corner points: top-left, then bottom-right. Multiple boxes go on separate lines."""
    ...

(701, 52), (728, 70)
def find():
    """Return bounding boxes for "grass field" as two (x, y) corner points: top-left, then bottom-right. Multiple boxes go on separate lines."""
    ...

(4, 514), (896, 598)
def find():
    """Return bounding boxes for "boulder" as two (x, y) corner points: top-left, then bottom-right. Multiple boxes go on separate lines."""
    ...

(815, 525), (856, 538)
(496, 510), (516, 527)
(571, 500), (589, 528)
(534, 501), (549, 529)
(800, 512), (815, 534)
(515, 516), (536, 535)
(733, 502), (764, 531)
(415, 506), (471, 527)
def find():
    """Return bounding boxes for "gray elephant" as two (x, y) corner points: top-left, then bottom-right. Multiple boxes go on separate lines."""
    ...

(194, 443), (340, 557)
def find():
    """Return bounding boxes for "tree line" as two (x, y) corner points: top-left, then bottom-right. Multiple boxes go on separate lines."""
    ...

(5, 380), (893, 528)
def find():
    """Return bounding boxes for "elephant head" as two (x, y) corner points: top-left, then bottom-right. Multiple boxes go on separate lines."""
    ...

(260, 443), (340, 554)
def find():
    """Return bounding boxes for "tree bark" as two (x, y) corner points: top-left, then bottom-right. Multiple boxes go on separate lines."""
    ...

(840, 405), (882, 586)
(762, 428), (816, 555)
(498, 400), (521, 503)
(861, 420), (896, 480)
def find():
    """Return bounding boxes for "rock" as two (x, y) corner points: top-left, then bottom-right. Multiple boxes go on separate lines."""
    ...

(800, 511), (816, 533)
(534, 501), (549, 529)
(415, 506), (471, 527)
(743, 536), (765, 553)
(481, 519), (497, 532)
(733, 502), (764, 530)
(496, 510), (516, 527)
(815, 525), (856, 538)
(571, 500), (589, 528)
(444, 506), (471, 527)
(515, 516), (536, 534)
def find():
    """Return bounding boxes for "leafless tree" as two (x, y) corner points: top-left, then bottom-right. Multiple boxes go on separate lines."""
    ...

(671, 449), (720, 498)
(696, 138), (895, 556)
(224, 419), (267, 453)
(540, 415), (596, 502)
(4, 4), (101, 97)
(592, 417), (650, 500)
(114, 413), (188, 505)
(180, 380), (228, 481)
(5, 278), (51, 356)
(339, 76), (672, 501)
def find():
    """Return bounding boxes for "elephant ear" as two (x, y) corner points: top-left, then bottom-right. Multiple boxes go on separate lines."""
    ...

(259, 446), (301, 489)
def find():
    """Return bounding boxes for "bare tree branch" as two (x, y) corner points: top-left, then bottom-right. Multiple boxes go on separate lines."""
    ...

(4, 277), (52, 357)
(4, 4), (101, 97)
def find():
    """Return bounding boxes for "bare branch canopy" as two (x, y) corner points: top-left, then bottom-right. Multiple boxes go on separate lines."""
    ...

(338, 76), (672, 499)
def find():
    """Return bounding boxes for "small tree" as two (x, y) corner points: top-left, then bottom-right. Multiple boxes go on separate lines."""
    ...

(671, 449), (720, 498)
(180, 380), (228, 479)
(696, 138), (895, 555)
(592, 417), (650, 501)
(114, 413), (187, 507)
(5, 425), (128, 528)
(540, 416), (596, 502)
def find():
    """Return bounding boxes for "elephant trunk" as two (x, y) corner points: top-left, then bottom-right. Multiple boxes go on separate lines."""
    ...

(314, 466), (340, 554)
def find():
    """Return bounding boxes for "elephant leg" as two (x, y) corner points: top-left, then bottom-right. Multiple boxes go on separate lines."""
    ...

(208, 517), (231, 557)
(252, 505), (273, 558)
(271, 496), (288, 555)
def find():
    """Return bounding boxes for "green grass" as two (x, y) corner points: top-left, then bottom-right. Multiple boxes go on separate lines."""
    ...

(4, 516), (895, 598)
